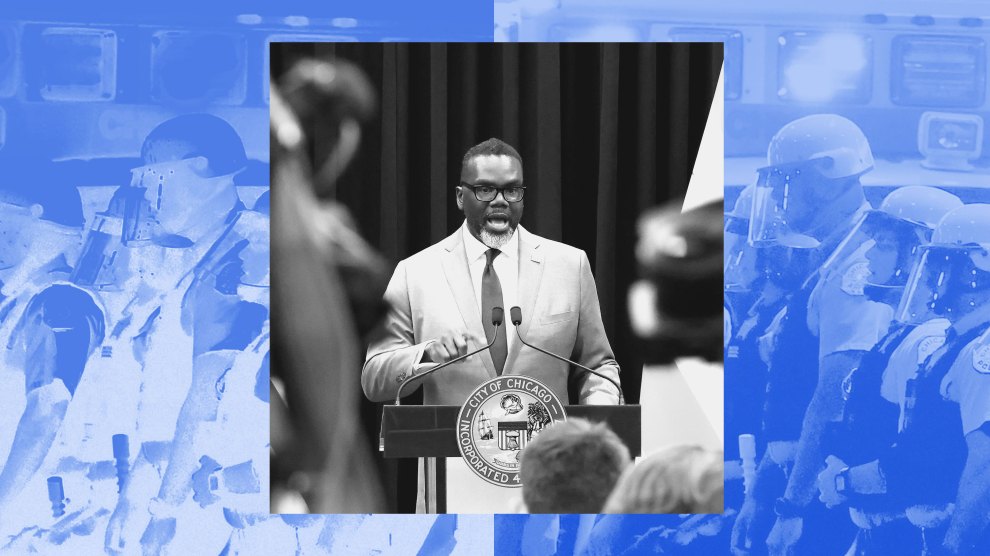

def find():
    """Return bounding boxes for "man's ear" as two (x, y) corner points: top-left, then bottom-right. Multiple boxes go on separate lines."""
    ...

(455, 186), (464, 210)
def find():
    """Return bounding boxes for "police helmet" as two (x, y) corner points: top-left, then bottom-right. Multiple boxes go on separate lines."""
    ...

(766, 114), (874, 179)
(897, 204), (990, 322)
(879, 186), (963, 230)
(141, 114), (247, 177)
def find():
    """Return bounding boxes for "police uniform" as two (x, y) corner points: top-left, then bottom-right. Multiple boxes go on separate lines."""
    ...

(880, 319), (951, 431)
(0, 268), (107, 528)
(761, 209), (872, 451)
(725, 291), (785, 462)
(165, 208), (270, 514)
(872, 321), (990, 547)
(125, 204), (272, 556)
(819, 322), (928, 555)
(831, 323), (918, 466)
(941, 326), (990, 437)
(761, 280), (819, 450)
(24, 196), (253, 545)
(75, 195), (244, 452)
(760, 208), (881, 555)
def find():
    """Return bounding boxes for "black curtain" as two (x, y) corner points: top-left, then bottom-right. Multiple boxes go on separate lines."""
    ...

(273, 41), (721, 403)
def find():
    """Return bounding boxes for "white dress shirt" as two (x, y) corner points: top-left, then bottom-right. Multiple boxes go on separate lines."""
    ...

(461, 221), (519, 354)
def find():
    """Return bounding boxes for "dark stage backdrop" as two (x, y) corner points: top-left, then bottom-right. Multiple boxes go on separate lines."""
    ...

(273, 41), (721, 405)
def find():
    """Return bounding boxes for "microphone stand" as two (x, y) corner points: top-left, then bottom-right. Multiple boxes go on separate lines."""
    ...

(395, 317), (503, 405)
(510, 307), (624, 404)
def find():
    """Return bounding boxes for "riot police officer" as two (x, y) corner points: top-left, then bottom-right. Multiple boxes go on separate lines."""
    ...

(96, 114), (267, 554)
(811, 185), (963, 554)
(734, 114), (880, 555)
(820, 204), (990, 555)
(724, 184), (805, 516)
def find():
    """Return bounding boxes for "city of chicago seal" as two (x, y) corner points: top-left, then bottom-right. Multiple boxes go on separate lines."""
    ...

(456, 375), (566, 487)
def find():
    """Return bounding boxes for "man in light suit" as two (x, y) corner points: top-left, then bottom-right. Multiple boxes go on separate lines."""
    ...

(362, 138), (620, 406)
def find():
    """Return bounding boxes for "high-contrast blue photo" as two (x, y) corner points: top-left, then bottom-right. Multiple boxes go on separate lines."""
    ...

(5, 0), (990, 554)
(495, 1), (990, 555)
(0, 3), (492, 554)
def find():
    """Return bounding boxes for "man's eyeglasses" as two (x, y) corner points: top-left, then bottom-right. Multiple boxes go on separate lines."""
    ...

(459, 183), (526, 203)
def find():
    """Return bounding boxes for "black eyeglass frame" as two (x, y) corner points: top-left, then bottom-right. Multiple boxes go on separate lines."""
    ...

(458, 182), (527, 203)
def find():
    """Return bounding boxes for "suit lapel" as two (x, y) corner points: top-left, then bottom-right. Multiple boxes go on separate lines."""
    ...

(441, 231), (497, 378)
(504, 226), (545, 373)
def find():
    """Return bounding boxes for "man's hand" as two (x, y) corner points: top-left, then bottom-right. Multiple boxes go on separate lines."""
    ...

(424, 332), (481, 364)
(766, 516), (802, 556)
(816, 455), (847, 509)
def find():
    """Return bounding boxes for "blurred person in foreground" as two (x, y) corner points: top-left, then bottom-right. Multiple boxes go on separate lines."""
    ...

(517, 417), (630, 514)
(629, 197), (724, 468)
(575, 198), (727, 555)
(629, 199), (723, 364)
(603, 445), (724, 514)
(269, 58), (390, 514)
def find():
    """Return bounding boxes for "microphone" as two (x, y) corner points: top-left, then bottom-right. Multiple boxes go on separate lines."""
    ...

(509, 307), (624, 404)
(395, 307), (504, 405)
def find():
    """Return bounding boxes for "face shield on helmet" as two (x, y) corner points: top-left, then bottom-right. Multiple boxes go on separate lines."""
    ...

(896, 203), (990, 324)
(748, 162), (831, 249)
(726, 184), (818, 293)
(725, 221), (760, 293)
(725, 186), (760, 293)
(125, 156), (239, 245)
(896, 245), (990, 324)
(749, 114), (874, 249)
(855, 186), (963, 305)
(819, 211), (930, 304)
(125, 114), (247, 247)
(764, 243), (823, 289)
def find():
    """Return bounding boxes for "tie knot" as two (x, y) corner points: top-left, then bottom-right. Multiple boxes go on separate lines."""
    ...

(486, 249), (500, 265)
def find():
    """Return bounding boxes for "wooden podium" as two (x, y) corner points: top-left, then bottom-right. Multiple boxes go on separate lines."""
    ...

(380, 404), (641, 513)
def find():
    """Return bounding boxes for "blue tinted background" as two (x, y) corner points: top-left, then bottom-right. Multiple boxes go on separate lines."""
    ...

(5, 0), (990, 553)
(0, 1), (492, 554)
(496, 0), (990, 554)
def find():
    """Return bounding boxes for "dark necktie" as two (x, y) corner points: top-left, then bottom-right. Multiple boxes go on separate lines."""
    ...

(482, 248), (508, 375)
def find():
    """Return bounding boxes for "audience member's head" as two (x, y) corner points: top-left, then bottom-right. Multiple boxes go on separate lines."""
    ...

(519, 418), (631, 513)
(602, 445), (724, 514)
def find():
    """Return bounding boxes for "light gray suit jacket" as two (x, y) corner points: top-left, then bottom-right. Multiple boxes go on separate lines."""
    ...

(362, 224), (621, 405)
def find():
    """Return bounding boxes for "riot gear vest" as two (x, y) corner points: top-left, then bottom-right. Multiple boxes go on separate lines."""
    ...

(881, 322), (990, 507)
(828, 323), (915, 465)
(725, 293), (784, 460)
(762, 279), (820, 443)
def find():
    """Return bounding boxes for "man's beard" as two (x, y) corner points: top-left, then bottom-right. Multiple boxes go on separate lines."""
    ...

(480, 225), (515, 249)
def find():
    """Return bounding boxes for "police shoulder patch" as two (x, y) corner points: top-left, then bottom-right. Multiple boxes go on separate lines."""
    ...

(457, 376), (566, 488)
(918, 335), (947, 365)
(840, 261), (871, 296)
(973, 344), (990, 374)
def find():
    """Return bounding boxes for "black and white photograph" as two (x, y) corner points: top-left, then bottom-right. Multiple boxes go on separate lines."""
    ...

(268, 41), (724, 514)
